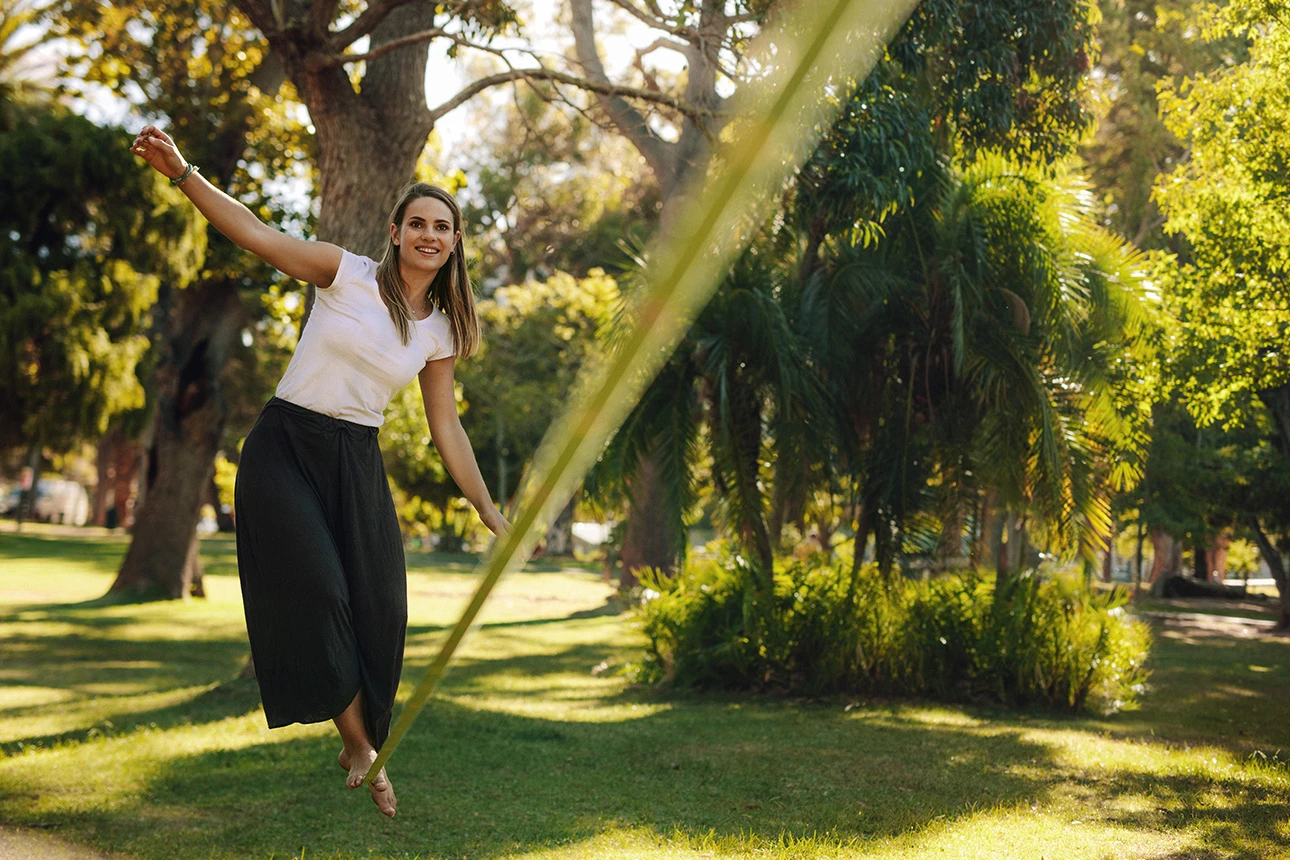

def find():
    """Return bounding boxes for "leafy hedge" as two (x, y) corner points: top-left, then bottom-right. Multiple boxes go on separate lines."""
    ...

(636, 556), (1151, 714)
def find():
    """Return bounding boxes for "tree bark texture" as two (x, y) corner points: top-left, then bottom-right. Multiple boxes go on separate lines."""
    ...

(109, 281), (243, 600)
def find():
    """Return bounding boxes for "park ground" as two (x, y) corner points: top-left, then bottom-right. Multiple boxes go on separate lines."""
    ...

(1, 526), (1288, 860)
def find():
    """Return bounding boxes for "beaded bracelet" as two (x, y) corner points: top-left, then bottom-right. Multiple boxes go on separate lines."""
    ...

(170, 163), (199, 186)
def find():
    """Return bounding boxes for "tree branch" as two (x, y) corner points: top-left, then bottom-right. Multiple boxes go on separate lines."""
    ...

(570, 0), (675, 189)
(607, 0), (692, 38)
(310, 25), (448, 69)
(427, 66), (707, 125)
(325, 0), (413, 53)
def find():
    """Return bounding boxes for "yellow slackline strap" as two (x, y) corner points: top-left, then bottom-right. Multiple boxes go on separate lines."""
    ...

(363, 0), (920, 787)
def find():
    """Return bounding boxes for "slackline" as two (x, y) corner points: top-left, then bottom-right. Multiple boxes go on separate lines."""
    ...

(363, 0), (921, 787)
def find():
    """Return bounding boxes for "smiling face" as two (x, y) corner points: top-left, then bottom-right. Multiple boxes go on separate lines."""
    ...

(390, 196), (460, 279)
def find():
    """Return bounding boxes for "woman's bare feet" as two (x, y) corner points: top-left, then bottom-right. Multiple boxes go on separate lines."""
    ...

(337, 747), (397, 817)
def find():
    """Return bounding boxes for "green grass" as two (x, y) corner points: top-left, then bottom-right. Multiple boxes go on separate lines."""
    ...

(1, 529), (1289, 859)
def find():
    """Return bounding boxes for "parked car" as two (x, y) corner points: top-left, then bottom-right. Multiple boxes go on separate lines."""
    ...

(1, 479), (91, 525)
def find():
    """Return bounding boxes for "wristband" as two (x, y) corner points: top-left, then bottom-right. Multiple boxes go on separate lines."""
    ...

(170, 163), (199, 186)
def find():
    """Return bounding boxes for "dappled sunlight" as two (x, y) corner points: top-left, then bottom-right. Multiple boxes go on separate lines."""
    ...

(3, 538), (1289, 858)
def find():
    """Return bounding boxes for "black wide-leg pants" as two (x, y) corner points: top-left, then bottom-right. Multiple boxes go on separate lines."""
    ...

(234, 397), (406, 749)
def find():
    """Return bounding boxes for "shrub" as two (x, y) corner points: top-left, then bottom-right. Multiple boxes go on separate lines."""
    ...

(635, 555), (1151, 714)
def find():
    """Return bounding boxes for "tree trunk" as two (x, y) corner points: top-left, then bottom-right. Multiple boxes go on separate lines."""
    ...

(108, 280), (242, 600)
(1133, 519), (1145, 600)
(992, 509), (1011, 589)
(114, 434), (138, 529)
(1100, 527), (1115, 582)
(1192, 540), (1210, 581)
(1147, 528), (1181, 584)
(619, 453), (675, 590)
(769, 440), (808, 549)
(92, 422), (138, 529)
(1248, 518), (1290, 630)
(1206, 533), (1230, 583)
(93, 426), (114, 527)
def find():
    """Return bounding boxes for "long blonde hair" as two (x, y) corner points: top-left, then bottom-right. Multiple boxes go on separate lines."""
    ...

(375, 183), (479, 358)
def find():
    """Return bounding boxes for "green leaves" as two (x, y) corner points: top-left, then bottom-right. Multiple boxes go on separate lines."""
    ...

(1155, 8), (1290, 428)
(0, 107), (204, 453)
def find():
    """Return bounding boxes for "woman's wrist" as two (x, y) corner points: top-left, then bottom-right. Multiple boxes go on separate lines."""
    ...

(169, 162), (198, 185)
(480, 504), (509, 535)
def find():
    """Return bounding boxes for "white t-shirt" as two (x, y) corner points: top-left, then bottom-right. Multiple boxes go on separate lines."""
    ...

(275, 250), (456, 427)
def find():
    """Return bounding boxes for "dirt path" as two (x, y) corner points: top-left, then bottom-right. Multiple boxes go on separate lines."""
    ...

(1137, 608), (1284, 639)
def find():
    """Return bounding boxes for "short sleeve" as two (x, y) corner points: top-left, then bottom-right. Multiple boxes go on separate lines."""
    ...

(424, 311), (457, 363)
(321, 249), (377, 292)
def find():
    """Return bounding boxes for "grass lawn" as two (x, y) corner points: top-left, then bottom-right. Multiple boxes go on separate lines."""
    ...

(1, 527), (1288, 859)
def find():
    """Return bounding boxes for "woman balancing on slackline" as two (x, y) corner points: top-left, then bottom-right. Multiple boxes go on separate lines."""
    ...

(132, 125), (510, 818)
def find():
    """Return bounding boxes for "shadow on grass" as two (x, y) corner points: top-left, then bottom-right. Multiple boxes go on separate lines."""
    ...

(3, 570), (1289, 858)
(6, 688), (1289, 860)
(401, 597), (627, 643)
(0, 532), (130, 564)
(1109, 620), (1290, 754)
(0, 676), (263, 756)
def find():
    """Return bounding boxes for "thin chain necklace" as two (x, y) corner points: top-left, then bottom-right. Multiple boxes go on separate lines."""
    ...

(409, 293), (430, 320)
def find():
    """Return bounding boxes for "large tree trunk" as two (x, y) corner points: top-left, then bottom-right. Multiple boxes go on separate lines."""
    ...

(1249, 519), (1290, 630)
(108, 281), (242, 600)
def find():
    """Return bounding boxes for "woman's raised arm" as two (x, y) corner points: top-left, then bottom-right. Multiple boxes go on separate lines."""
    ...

(132, 124), (343, 288)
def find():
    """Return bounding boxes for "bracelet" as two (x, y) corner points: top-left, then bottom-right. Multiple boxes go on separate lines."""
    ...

(170, 163), (198, 186)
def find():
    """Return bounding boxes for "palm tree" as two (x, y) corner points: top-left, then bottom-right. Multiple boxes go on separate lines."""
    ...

(590, 230), (820, 588)
(802, 152), (1152, 579)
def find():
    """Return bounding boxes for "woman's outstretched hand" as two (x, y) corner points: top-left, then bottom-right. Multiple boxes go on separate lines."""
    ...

(131, 125), (187, 182)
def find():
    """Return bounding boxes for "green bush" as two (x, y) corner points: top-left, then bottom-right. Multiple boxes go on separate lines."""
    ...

(636, 556), (1151, 714)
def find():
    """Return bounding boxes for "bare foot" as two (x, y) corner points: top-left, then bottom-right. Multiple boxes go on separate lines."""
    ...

(337, 748), (397, 817)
